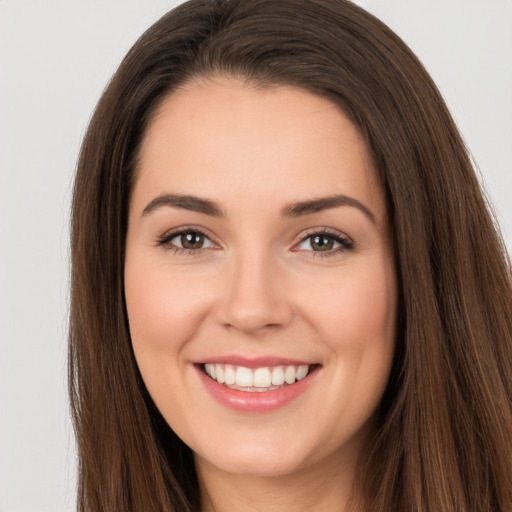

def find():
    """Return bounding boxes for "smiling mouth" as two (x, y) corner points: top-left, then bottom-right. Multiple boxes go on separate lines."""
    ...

(202, 363), (316, 392)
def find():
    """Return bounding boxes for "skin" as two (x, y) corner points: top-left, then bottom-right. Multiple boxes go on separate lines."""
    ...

(124, 77), (397, 511)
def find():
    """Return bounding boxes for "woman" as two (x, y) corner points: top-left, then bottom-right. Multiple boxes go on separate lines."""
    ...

(69, 0), (512, 510)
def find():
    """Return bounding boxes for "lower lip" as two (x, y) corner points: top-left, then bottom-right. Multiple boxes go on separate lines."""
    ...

(195, 365), (319, 413)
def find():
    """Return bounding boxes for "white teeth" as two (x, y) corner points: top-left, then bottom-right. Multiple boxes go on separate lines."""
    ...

(216, 365), (225, 384)
(205, 363), (214, 379)
(224, 365), (236, 385)
(235, 366), (253, 387)
(284, 365), (296, 384)
(271, 366), (285, 386)
(204, 363), (311, 390)
(296, 365), (309, 381)
(253, 367), (272, 387)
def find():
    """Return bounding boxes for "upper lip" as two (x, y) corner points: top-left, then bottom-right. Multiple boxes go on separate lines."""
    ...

(195, 355), (317, 368)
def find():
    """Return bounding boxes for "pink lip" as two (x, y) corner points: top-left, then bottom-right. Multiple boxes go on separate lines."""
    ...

(197, 355), (312, 368)
(195, 363), (320, 413)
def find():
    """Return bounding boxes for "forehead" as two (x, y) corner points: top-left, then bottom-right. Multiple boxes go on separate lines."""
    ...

(133, 77), (385, 220)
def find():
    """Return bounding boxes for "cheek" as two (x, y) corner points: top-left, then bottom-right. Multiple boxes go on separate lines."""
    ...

(123, 258), (219, 424)
(302, 261), (396, 349)
(300, 258), (397, 414)
(124, 259), (212, 365)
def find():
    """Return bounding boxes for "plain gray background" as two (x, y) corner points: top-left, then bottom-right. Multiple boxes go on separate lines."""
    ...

(1, 1), (511, 511)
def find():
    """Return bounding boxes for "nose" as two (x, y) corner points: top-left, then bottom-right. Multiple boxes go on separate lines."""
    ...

(215, 249), (294, 335)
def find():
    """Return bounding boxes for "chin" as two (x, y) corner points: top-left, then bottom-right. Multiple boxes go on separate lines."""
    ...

(193, 431), (317, 479)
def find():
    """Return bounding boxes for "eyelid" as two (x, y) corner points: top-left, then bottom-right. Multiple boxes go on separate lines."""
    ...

(155, 225), (353, 256)
(292, 227), (354, 254)
(156, 225), (220, 251)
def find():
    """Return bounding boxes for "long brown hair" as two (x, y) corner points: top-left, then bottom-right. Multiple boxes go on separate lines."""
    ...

(69, 1), (512, 510)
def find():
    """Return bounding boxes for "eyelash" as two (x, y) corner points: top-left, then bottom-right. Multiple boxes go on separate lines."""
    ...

(156, 227), (354, 257)
(156, 227), (216, 256)
(295, 229), (354, 258)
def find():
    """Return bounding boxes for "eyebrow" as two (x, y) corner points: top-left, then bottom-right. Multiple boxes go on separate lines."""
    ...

(142, 194), (225, 217)
(281, 194), (376, 223)
(141, 192), (375, 223)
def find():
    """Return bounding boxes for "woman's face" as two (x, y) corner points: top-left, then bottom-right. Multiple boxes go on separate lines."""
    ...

(125, 77), (397, 480)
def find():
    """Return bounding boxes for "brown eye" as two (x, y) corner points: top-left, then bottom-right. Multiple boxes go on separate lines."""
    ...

(180, 232), (205, 249)
(310, 235), (334, 251)
(158, 229), (216, 251)
(295, 231), (353, 255)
